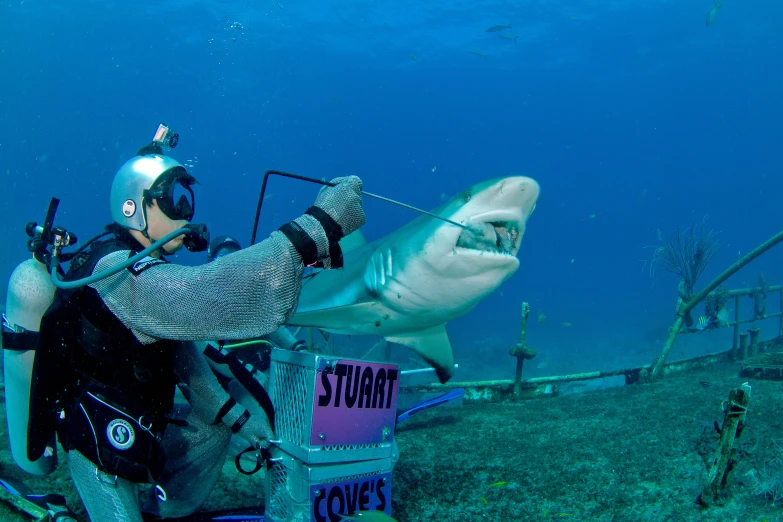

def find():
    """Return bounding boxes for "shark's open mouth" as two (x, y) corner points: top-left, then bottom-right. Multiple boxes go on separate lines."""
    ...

(455, 221), (521, 256)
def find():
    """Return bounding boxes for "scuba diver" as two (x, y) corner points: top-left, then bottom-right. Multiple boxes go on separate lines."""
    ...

(14, 126), (366, 521)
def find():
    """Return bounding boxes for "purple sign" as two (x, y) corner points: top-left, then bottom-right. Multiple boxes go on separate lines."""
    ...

(310, 472), (392, 522)
(311, 360), (399, 447)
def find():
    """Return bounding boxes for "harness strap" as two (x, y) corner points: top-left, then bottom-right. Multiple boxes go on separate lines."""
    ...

(1, 329), (39, 352)
(203, 344), (276, 431)
(230, 409), (251, 434)
(215, 398), (237, 423)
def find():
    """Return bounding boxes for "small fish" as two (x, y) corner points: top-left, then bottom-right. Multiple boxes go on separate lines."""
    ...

(432, 166), (437, 172)
(489, 481), (507, 487)
(588, 213), (596, 219)
(699, 380), (713, 388)
(538, 312), (546, 323)
(499, 33), (519, 43)
(696, 316), (710, 330)
(342, 511), (399, 522)
(716, 307), (731, 327)
(411, 54), (417, 60)
(561, 322), (572, 327)
(485, 25), (512, 32)
(706, 1), (723, 27)
(470, 49), (489, 59)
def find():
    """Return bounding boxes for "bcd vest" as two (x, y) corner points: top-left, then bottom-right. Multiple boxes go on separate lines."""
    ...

(27, 234), (179, 483)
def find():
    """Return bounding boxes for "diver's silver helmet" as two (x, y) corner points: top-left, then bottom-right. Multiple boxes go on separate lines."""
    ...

(110, 154), (196, 231)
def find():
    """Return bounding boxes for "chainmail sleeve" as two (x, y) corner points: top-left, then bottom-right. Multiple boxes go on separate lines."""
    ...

(89, 227), (323, 344)
(173, 341), (231, 424)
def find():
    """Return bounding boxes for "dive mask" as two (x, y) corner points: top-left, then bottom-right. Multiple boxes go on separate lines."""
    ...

(144, 168), (197, 222)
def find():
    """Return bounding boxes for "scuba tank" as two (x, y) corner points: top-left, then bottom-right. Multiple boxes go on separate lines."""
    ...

(2, 197), (78, 476)
(3, 197), (83, 475)
(3, 256), (58, 475)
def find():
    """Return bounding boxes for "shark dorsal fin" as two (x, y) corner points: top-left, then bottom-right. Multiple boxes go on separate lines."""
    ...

(339, 230), (367, 253)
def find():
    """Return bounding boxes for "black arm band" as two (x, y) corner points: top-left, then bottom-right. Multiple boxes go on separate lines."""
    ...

(231, 409), (251, 434)
(215, 397), (237, 424)
(1, 329), (39, 351)
(304, 206), (344, 269)
(278, 220), (319, 266)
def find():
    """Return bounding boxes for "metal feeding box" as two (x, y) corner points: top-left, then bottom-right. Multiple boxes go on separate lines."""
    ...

(269, 348), (400, 464)
(265, 447), (396, 522)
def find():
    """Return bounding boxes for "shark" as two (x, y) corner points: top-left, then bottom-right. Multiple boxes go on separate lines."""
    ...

(286, 176), (540, 383)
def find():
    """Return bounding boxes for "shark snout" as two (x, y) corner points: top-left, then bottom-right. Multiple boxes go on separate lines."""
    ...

(501, 176), (540, 221)
(460, 176), (540, 232)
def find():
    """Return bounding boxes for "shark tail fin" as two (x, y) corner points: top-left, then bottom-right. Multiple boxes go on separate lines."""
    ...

(386, 324), (455, 384)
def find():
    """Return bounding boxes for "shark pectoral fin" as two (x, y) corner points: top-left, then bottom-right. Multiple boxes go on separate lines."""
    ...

(386, 325), (455, 384)
(339, 230), (367, 253)
(287, 301), (381, 331)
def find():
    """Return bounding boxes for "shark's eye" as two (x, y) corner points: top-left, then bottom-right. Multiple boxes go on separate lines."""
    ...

(462, 191), (472, 203)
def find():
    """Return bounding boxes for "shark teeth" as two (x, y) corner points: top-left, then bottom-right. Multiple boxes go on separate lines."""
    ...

(456, 221), (520, 256)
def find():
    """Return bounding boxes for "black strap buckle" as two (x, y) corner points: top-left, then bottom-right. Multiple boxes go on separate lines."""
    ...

(234, 446), (272, 475)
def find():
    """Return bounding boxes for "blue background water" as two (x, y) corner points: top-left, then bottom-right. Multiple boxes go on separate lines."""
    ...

(1, 0), (781, 380)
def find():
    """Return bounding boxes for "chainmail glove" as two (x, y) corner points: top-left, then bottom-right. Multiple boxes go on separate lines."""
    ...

(220, 401), (274, 450)
(279, 176), (366, 269)
(312, 176), (366, 237)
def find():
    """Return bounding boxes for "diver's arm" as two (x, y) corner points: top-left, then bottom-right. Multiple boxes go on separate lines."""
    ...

(91, 229), (310, 342)
(173, 341), (232, 423)
(193, 340), (235, 380)
(174, 340), (274, 447)
(89, 176), (365, 343)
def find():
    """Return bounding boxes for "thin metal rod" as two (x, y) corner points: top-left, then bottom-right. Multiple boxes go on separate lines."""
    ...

(727, 284), (783, 297)
(678, 311), (783, 336)
(251, 170), (468, 245)
(361, 191), (468, 229)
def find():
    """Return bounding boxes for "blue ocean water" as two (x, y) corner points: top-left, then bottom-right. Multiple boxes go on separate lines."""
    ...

(1, 0), (781, 379)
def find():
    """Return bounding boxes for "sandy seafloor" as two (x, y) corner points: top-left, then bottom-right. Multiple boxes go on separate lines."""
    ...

(1, 353), (782, 522)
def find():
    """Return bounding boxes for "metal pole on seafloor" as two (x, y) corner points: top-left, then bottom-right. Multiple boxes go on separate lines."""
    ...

(697, 383), (751, 506)
(732, 294), (741, 358)
(779, 290), (783, 337)
(510, 302), (536, 398)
